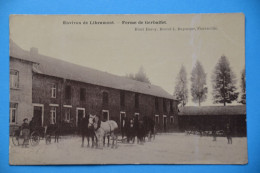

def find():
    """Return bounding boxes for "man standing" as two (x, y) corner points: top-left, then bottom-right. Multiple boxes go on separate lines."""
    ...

(226, 123), (232, 144)
(212, 124), (217, 141)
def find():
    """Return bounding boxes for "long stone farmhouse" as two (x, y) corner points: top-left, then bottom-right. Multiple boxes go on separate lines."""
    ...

(9, 40), (179, 134)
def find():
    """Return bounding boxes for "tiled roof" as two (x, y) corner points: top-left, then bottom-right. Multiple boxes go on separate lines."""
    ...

(10, 40), (175, 100)
(178, 105), (246, 116)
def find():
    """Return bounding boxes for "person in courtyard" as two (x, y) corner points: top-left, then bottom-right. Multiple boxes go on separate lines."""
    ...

(21, 118), (30, 148)
(226, 123), (232, 144)
(212, 124), (217, 141)
(121, 116), (125, 139)
(127, 118), (135, 143)
(133, 116), (139, 143)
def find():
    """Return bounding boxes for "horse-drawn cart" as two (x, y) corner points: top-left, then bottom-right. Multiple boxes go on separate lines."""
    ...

(12, 124), (60, 146)
(12, 126), (44, 146)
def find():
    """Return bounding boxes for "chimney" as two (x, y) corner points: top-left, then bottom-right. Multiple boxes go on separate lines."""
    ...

(30, 47), (38, 58)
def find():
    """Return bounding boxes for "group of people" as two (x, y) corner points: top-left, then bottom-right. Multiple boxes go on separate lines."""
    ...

(121, 116), (155, 144)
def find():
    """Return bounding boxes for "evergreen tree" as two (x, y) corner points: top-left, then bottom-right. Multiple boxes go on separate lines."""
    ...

(211, 55), (239, 106)
(174, 65), (188, 106)
(190, 61), (208, 106)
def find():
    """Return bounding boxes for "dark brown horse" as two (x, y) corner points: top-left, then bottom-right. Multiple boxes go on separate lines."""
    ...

(80, 115), (96, 147)
(143, 116), (156, 141)
(125, 116), (155, 144)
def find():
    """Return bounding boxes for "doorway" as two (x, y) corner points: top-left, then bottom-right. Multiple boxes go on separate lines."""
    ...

(102, 110), (109, 121)
(76, 108), (85, 127)
(120, 112), (126, 129)
(33, 105), (44, 127)
(163, 115), (167, 132)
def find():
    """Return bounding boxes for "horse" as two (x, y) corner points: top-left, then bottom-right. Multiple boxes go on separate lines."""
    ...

(124, 116), (144, 144)
(88, 115), (118, 148)
(45, 123), (60, 143)
(143, 116), (156, 141)
(80, 115), (96, 147)
(125, 118), (135, 143)
(125, 116), (155, 144)
(136, 119), (146, 144)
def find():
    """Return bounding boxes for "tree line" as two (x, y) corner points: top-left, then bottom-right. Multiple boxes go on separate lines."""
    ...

(174, 55), (246, 106)
(125, 55), (246, 107)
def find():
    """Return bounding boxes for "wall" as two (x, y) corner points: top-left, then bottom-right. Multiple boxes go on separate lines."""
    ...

(32, 73), (179, 133)
(9, 57), (34, 134)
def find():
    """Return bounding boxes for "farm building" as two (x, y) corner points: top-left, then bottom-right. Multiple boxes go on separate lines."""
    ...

(9, 40), (179, 134)
(178, 105), (247, 136)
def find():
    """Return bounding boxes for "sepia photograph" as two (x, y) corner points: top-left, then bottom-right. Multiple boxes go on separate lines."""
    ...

(9, 14), (247, 165)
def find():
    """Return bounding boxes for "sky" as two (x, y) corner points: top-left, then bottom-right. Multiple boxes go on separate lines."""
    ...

(9, 14), (245, 106)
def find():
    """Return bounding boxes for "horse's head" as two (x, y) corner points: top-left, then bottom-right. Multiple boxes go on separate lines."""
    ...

(88, 114), (95, 128)
(88, 114), (100, 129)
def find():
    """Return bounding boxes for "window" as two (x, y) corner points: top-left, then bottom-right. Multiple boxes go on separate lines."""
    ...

(64, 108), (71, 122)
(10, 103), (18, 123)
(170, 116), (174, 124)
(163, 99), (167, 112)
(170, 100), (173, 112)
(155, 97), (159, 111)
(155, 115), (159, 124)
(10, 70), (19, 88)
(135, 93), (139, 109)
(80, 88), (86, 101)
(103, 91), (108, 105)
(51, 83), (56, 98)
(50, 107), (56, 124)
(65, 85), (71, 99)
(120, 91), (125, 107)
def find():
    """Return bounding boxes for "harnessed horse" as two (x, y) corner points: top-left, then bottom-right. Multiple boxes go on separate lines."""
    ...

(81, 115), (96, 147)
(88, 115), (118, 148)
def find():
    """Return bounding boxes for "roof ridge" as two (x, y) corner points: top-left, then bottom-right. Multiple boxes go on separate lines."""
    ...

(10, 40), (175, 100)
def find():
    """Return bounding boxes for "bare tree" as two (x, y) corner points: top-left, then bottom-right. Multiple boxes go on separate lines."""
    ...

(174, 65), (188, 107)
(211, 55), (239, 106)
(126, 66), (151, 84)
(190, 61), (207, 106)
(240, 68), (246, 104)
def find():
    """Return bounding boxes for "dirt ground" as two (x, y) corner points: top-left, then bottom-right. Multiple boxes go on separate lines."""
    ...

(9, 133), (248, 165)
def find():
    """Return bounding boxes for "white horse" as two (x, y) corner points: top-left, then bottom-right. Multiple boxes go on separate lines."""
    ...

(88, 115), (118, 148)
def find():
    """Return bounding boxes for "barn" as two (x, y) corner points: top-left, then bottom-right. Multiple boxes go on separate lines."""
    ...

(9, 40), (179, 134)
(178, 105), (247, 136)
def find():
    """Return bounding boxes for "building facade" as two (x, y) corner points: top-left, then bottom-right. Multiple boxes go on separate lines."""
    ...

(9, 57), (36, 134)
(10, 41), (179, 134)
(32, 73), (179, 132)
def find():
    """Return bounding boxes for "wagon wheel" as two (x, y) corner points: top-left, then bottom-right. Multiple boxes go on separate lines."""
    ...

(12, 131), (20, 146)
(30, 131), (40, 146)
(45, 135), (51, 145)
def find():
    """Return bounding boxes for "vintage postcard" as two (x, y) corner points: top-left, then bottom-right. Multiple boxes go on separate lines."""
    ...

(9, 13), (247, 165)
